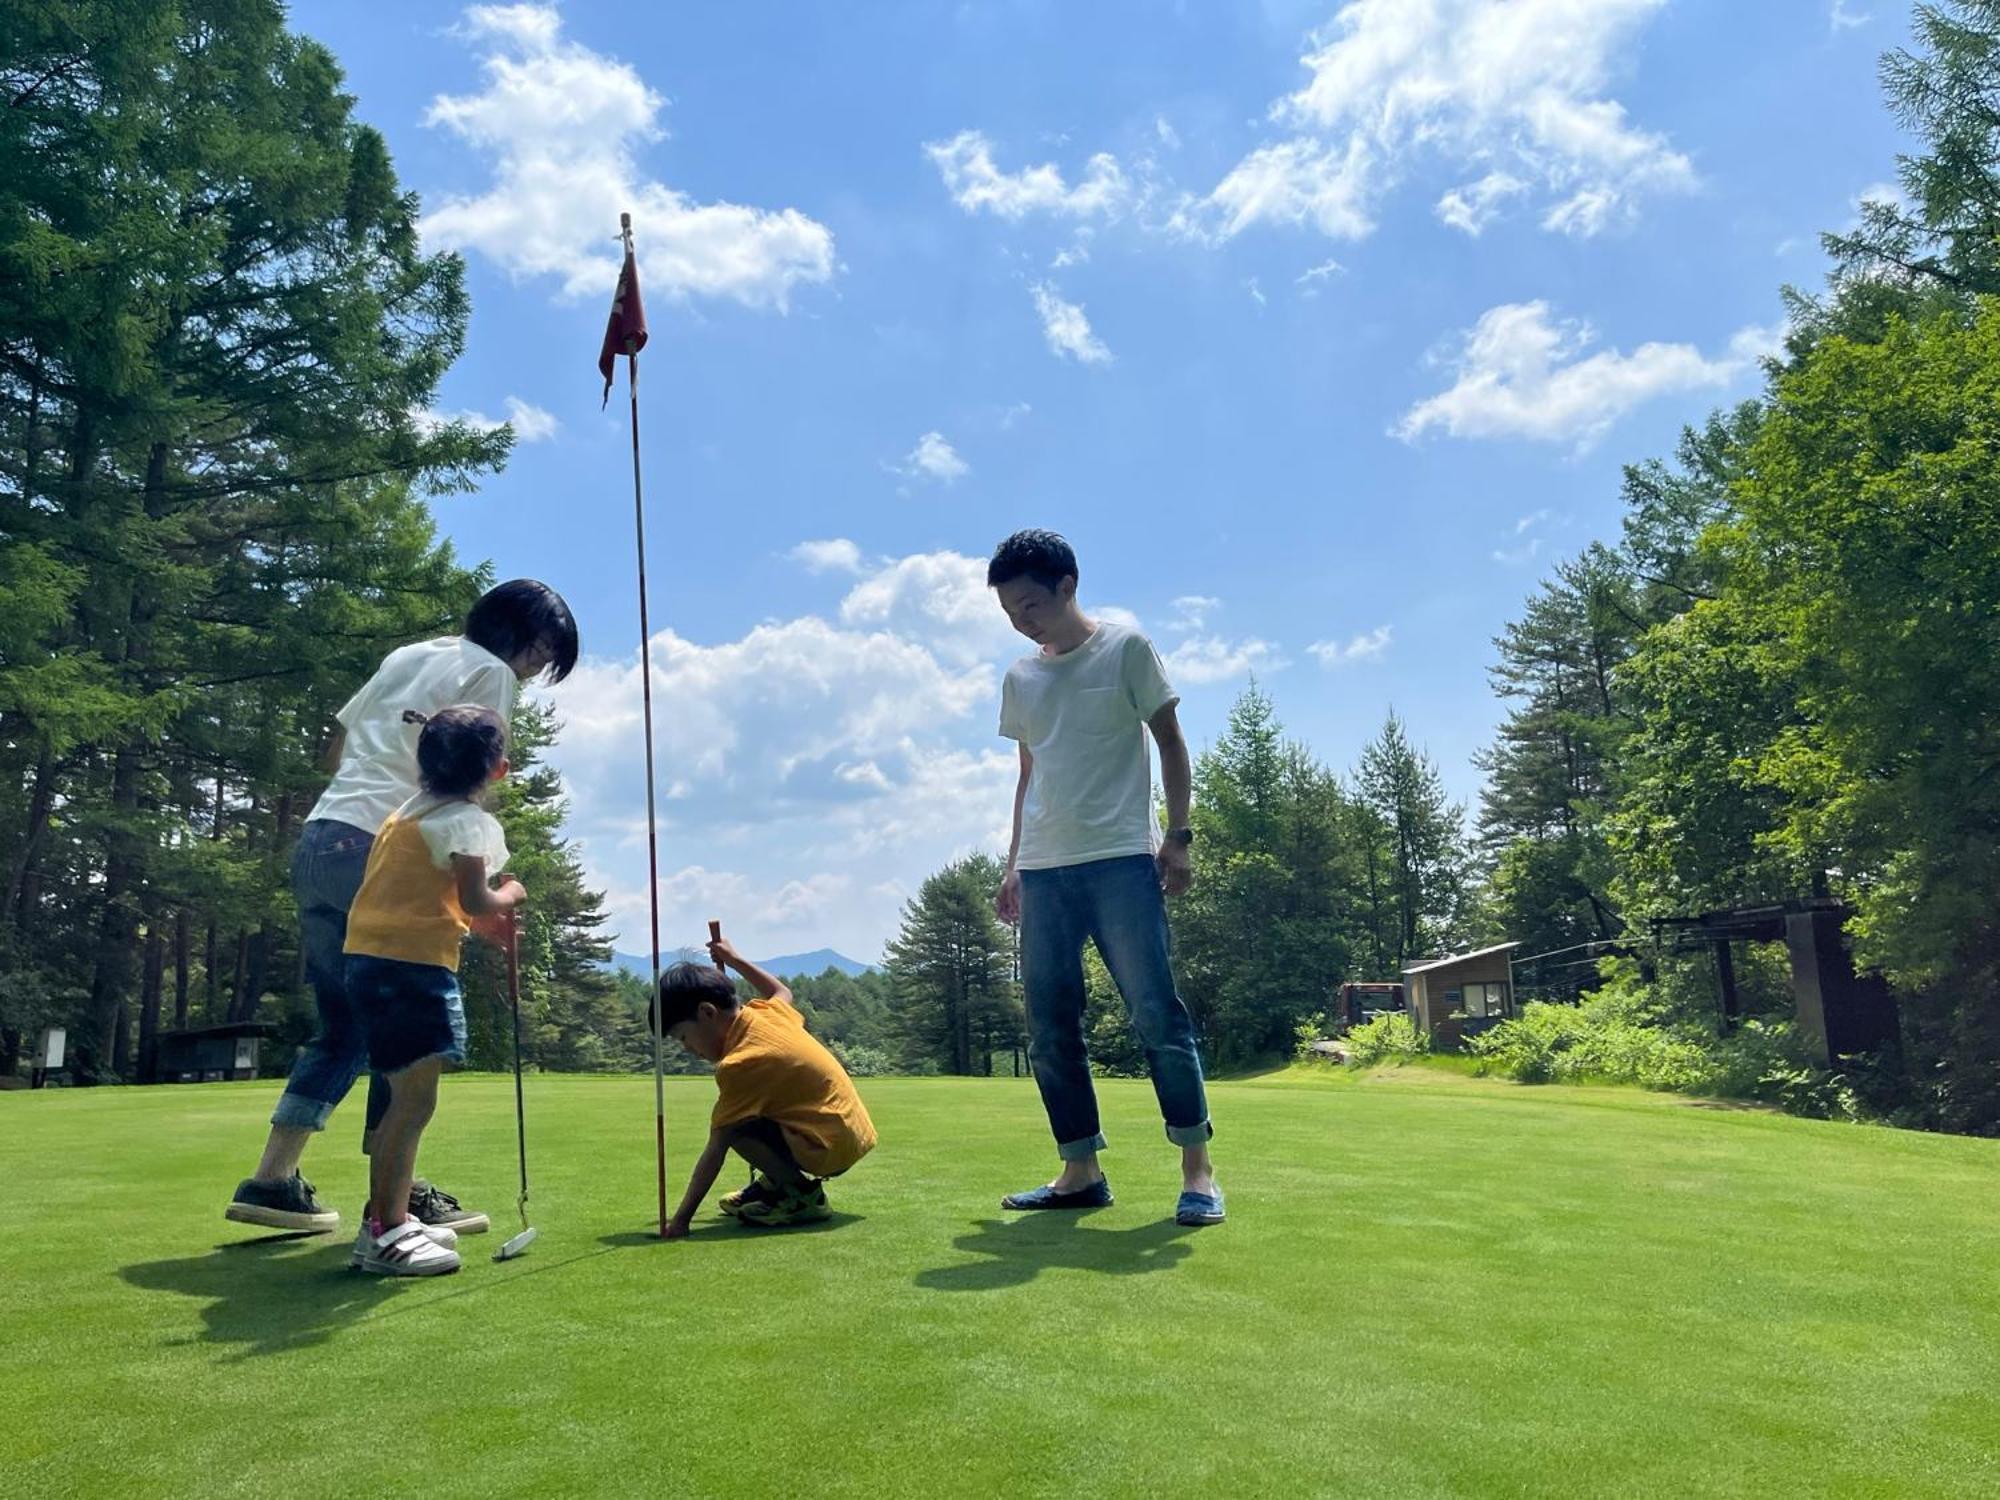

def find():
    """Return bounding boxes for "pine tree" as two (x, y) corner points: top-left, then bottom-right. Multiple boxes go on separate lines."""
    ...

(883, 854), (1021, 1075)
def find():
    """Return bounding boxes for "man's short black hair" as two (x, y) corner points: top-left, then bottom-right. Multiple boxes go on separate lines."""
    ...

(986, 530), (1078, 591)
(414, 705), (507, 798)
(465, 578), (579, 683)
(651, 961), (739, 1034)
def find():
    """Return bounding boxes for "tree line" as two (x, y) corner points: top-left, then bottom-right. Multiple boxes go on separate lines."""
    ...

(0, 2), (634, 1081)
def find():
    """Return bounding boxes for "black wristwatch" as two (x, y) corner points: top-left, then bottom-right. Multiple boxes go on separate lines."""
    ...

(1164, 827), (1195, 847)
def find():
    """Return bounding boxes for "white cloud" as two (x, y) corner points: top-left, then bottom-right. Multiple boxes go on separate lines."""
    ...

(1170, 595), (1222, 631)
(1830, 1), (1871, 32)
(423, 5), (834, 307)
(1436, 172), (1528, 236)
(1051, 227), (1096, 268)
(789, 538), (864, 574)
(411, 395), (558, 441)
(1295, 257), (1344, 295)
(1200, 0), (1692, 242)
(998, 401), (1033, 429)
(1395, 302), (1777, 449)
(835, 549), (1019, 667)
(1246, 277), (1268, 307)
(1201, 135), (1375, 241)
(1156, 116), (1183, 151)
(1855, 181), (1906, 213)
(1492, 538), (1544, 566)
(925, 130), (1131, 220)
(1308, 625), (1392, 667)
(893, 431), (970, 486)
(1513, 509), (1551, 535)
(537, 549), (1038, 957)
(1164, 635), (1286, 685)
(1031, 282), (1113, 364)
(501, 396), (559, 441)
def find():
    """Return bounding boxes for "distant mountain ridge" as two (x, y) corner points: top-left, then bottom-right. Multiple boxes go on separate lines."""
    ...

(605, 947), (875, 979)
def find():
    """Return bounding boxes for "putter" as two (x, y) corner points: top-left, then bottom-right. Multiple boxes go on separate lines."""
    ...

(495, 911), (538, 1261)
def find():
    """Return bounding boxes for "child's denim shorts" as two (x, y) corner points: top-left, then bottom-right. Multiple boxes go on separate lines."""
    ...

(344, 954), (469, 1076)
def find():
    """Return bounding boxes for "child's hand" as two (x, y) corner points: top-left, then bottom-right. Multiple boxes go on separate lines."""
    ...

(707, 934), (743, 972)
(662, 1216), (691, 1241)
(497, 878), (527, 908)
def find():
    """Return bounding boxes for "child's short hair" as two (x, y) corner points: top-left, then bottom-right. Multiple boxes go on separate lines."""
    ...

(411, 704), (507, 798)
(987, 529), (1078, 591)
(652, 961), (739, 1034)
(466, 579), (579, 683)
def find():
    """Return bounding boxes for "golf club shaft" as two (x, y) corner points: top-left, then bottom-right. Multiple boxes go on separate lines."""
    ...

(507, 911), (528, 1210)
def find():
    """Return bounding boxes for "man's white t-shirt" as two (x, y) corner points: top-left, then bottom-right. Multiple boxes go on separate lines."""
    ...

(307, 638), (519, 835)
(999, 621), (1179, 871)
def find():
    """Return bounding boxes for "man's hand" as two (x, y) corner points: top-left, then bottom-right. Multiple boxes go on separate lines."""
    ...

(995, 867), (1022, 926)
(1156, 840), (1193, 898)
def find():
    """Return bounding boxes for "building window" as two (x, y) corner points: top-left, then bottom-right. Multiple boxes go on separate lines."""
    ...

(1459, 982), (1511, 1019)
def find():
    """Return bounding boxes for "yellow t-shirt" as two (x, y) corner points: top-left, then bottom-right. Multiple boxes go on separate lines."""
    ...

(711, 998), (877, 1176)
(343, 796), (509, 972)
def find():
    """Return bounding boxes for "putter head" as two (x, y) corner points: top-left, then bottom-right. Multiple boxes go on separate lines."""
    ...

(493, 1226), (538, 1262)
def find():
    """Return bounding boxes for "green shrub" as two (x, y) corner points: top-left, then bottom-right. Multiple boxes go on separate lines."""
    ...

(1342, 1012), (1428, 1068)
(1468, 970), (1868, 1119)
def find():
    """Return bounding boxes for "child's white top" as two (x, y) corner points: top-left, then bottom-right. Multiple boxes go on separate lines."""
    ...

(404, 794), (511, 871)
(998, 620), (1179, 871)
(307, 637), (519, 835)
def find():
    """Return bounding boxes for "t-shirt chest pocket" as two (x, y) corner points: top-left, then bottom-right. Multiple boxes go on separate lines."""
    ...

(1066, 684), (1128, 735)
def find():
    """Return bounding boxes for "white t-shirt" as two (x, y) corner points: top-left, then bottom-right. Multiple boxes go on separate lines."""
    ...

(999, 621), (1179, 871)
(307, 637), (519, 835)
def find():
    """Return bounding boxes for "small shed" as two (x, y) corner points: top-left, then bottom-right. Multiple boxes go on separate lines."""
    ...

(1401, 943), (1522, 1051)
(156, 1023), (273, 1083)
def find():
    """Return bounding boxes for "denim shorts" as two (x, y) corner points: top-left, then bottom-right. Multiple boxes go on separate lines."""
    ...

(345, 955), (468, 1076)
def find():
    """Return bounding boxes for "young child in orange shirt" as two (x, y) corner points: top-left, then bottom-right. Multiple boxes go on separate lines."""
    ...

(655, 934), (876, 1236)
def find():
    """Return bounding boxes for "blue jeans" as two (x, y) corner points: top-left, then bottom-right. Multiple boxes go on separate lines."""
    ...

(1019, 855), (1213, 1161)
(270, 819), (392, 1137)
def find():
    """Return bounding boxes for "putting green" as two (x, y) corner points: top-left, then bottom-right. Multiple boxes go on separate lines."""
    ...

(3, 1068), (1995, 1497)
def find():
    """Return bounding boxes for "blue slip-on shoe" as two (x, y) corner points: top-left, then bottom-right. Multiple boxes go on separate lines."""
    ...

(1175, 1188), (1225, 1226)
(1002, 1178), (1113, 1211)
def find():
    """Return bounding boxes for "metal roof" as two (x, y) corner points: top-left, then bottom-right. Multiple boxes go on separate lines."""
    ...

(1401, 942), (1522, 976)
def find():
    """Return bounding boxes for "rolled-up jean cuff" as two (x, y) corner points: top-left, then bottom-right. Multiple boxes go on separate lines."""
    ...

(270, 1092), (337, 1131)
(1166, 1120), (1213, 1149)
(1057, 1132), (1108, 1161)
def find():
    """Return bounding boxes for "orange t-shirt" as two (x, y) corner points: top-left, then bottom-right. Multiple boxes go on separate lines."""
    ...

(711, 998), (877, 1176)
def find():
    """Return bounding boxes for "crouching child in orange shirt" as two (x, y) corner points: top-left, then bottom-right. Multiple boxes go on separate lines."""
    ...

(657, 934), (877, 1236)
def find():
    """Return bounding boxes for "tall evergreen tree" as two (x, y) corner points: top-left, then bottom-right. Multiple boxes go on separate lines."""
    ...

(1357, 712), (1467, 969)
(883, 853), (1022, 1075)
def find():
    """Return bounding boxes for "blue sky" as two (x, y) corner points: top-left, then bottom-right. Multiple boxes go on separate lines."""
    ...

(292, 0), (1912, 962)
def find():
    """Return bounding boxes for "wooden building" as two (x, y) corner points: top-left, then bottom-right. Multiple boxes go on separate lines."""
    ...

(1401, 943), (1521, 1050)
(155, 1022), (272, 1083)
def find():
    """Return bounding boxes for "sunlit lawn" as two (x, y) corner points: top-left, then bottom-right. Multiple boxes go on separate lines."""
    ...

(4, 1066), (1996, 1497)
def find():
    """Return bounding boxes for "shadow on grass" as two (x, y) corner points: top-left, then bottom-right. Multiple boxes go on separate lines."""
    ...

(120, 1233), (404, 1361)
(915, 1214), (1199, 1292)
(596, 1213), (864, 1251)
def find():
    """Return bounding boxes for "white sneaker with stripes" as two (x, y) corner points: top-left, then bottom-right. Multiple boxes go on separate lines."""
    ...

(355, 1218), (462, 1276)
(349, 1215), (458, 1269)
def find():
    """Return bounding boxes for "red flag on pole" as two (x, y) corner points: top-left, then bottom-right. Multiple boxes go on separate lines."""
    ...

(605, 211), (670, 1235)
(598, 218), (648, 406)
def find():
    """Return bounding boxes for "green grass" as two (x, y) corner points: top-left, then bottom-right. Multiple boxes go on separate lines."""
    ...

(4, 1068), (1997, 1498)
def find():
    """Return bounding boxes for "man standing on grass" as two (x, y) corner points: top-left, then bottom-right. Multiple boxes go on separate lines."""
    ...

(987, 530), (1223, 1226)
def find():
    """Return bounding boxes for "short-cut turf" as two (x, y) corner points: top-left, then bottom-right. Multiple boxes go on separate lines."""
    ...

(3, 1067), (1996, 1497)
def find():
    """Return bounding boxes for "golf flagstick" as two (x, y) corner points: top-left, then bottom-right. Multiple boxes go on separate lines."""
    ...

(495, 910), (537, 1261)
(597, 214), (668, 1239)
